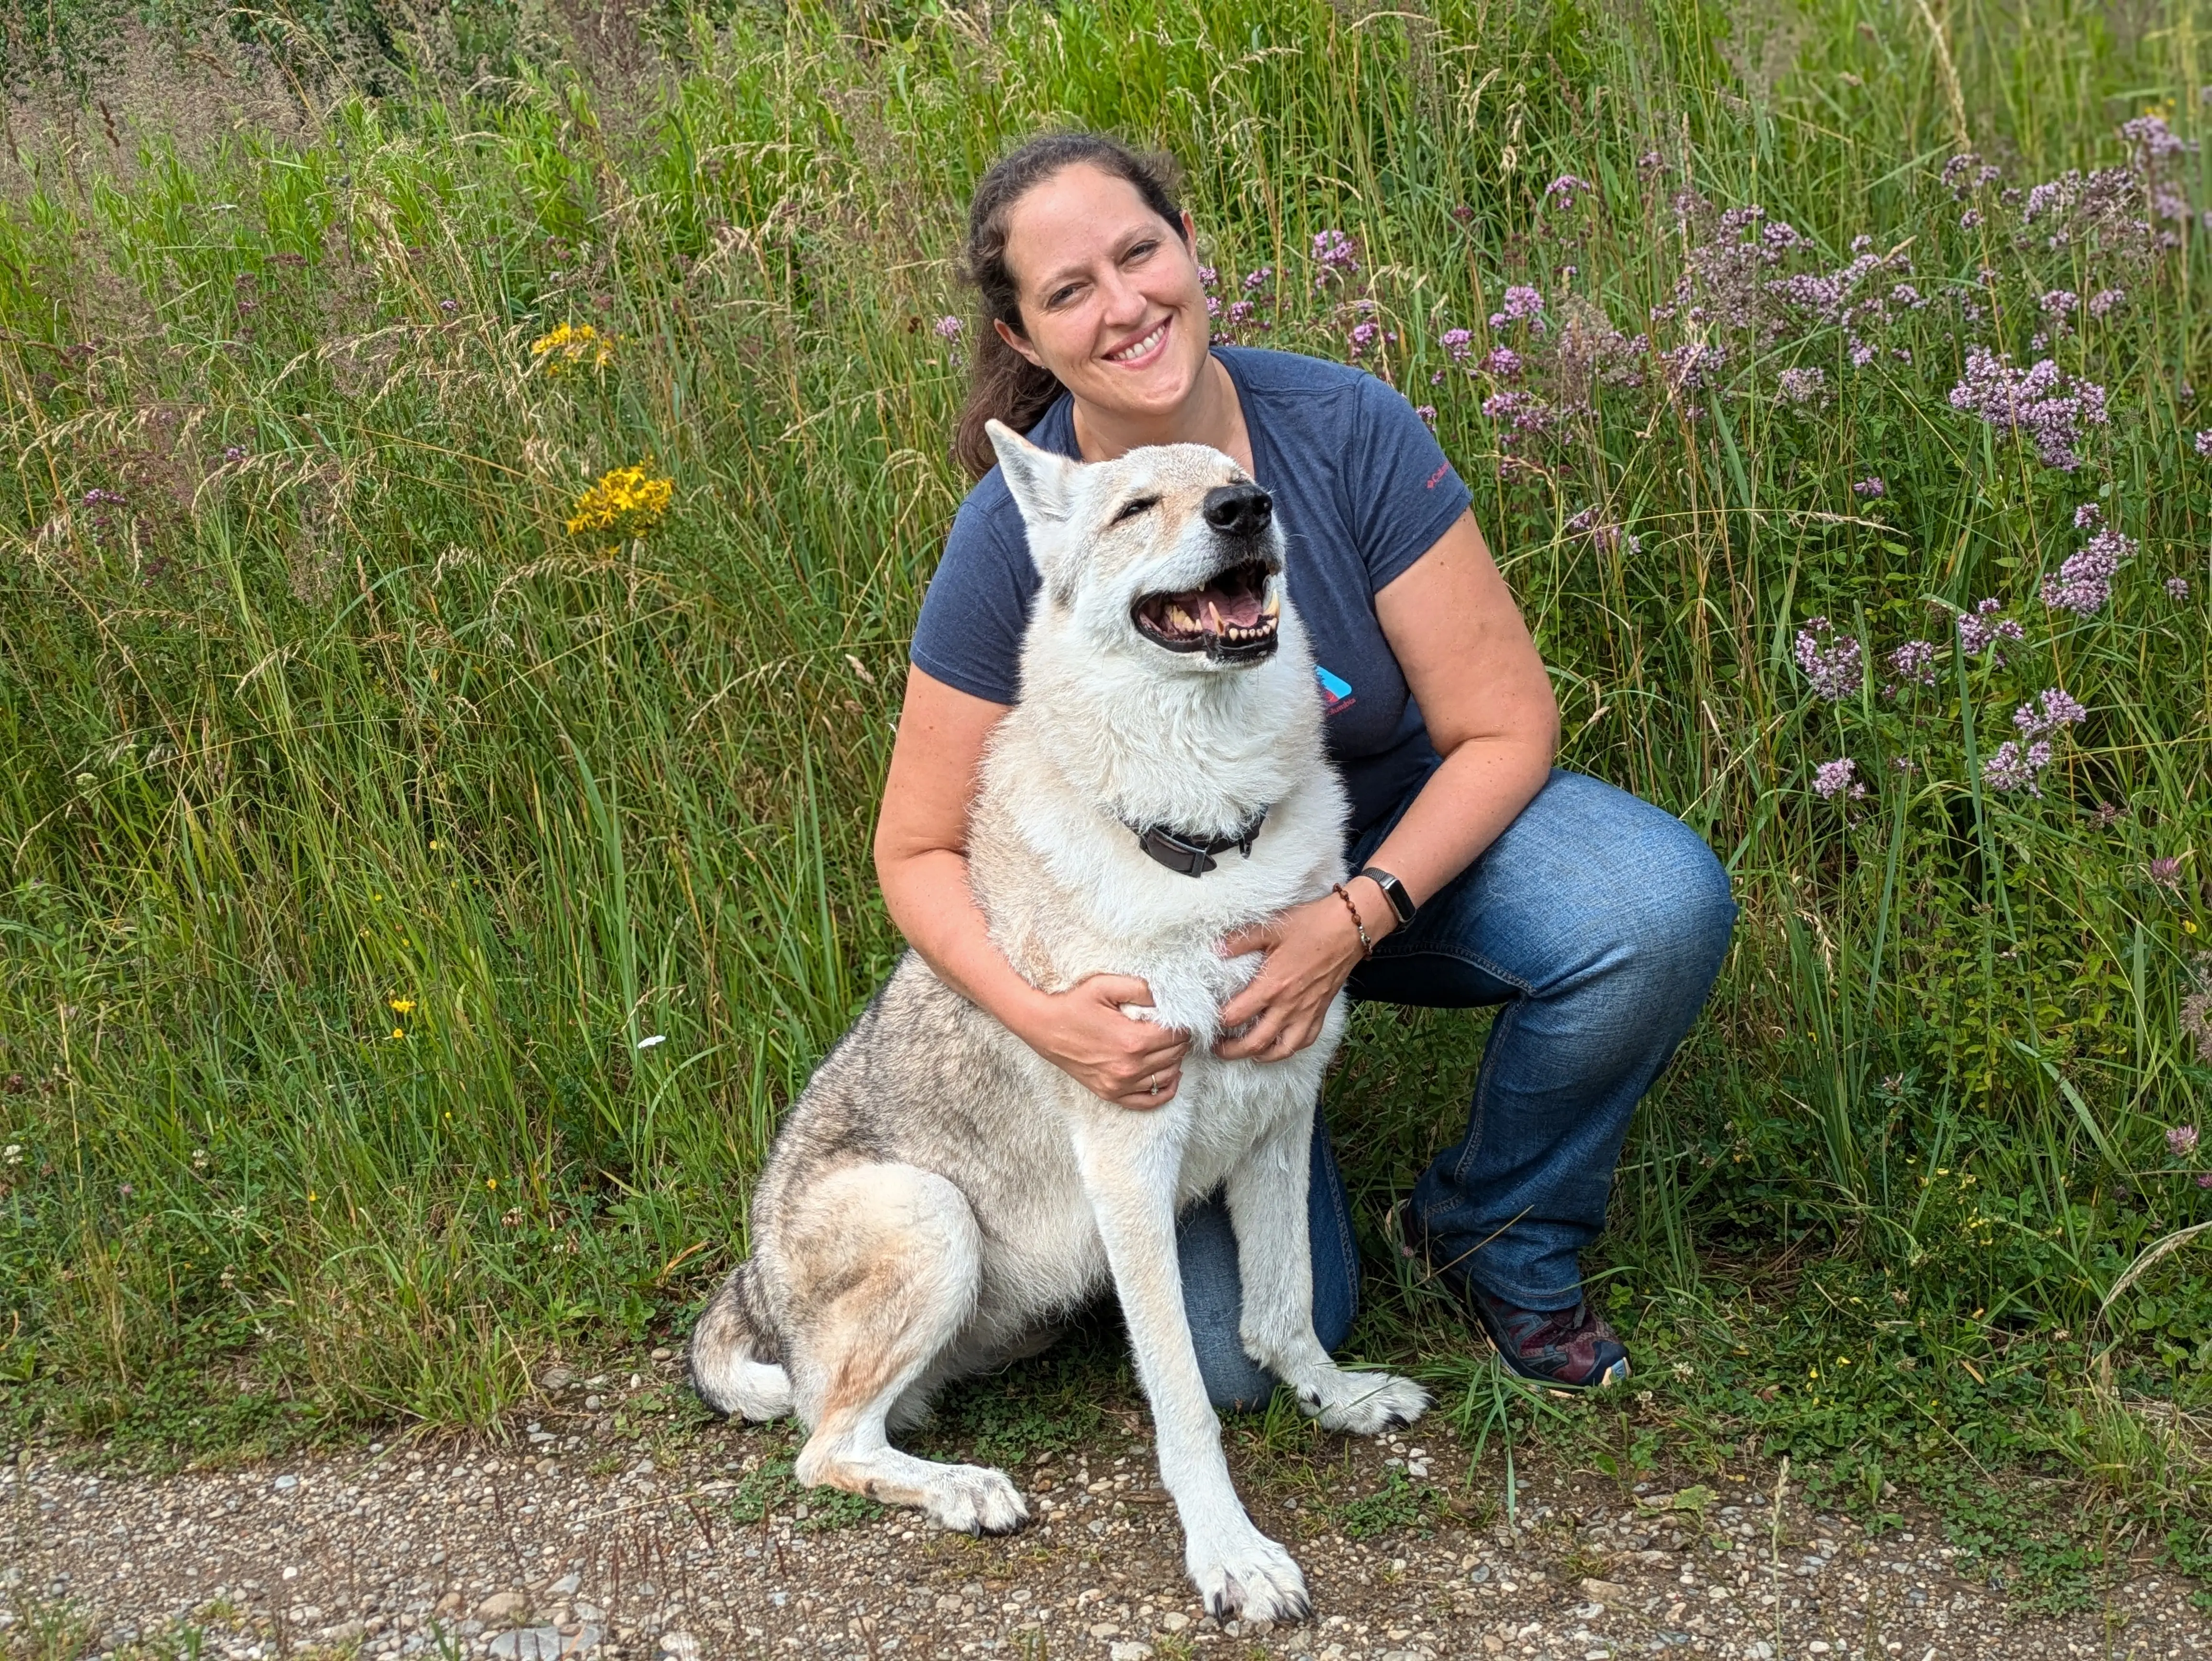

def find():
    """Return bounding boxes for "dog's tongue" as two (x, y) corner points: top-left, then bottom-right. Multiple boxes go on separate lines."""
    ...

(1193, 579), (1266, 630)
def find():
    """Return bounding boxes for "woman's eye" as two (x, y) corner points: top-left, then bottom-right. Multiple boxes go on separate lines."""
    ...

(1047, 283), (1082, 308)
(1112, 496), (1158, 524)
(1126, 240), (1158, 264)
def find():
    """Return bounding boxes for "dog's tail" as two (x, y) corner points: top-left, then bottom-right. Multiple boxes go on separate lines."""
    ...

(687, 1259), (794, 1421)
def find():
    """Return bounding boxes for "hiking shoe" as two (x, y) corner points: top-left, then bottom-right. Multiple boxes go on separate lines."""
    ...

(1386, 1201), (1630, 1391)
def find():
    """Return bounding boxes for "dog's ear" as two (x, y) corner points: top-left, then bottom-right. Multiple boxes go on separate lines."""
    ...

(985, 419), (1076, 531)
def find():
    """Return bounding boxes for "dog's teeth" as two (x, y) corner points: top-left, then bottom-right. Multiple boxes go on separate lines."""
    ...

(1168, 605), (1197, 632)
(1263, 590), (1281, 619)
(1203, 601), (1223, 634)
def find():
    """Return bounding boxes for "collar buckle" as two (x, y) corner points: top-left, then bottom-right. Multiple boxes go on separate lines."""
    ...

(1126, 808), (1269, 878)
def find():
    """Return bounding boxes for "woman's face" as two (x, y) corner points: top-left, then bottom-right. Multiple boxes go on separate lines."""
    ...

(996, 164), (1211, 424)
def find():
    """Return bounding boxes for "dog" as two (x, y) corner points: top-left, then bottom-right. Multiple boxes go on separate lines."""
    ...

(687, 419), (1428, 1621)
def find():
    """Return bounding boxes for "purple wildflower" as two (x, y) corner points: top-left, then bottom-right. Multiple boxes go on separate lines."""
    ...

(2151, 856), (2184, 890)
(933, 315), (963, 341)
(1488, 286), (1547, 332)
(1547, 174), (1594, 206)
(2167, 576), (2191, 600)
(1312, 230), (1360, 287)
(1566, 507), (1641, 557)
(1813, 758), (1864, 800)
(1947, 347), (2110, 471)
(1439, 327), (1474, 363)
(1794, 617), (1863, 701)
(1347, 321), (1382, 360)
(2042, 525), (2135, 615)
(2088, 288), (2124, 318)
(1957, 598), (2024, 658)
(1853, 476), (1888, 498)
(1885, 640), (1938, 692)
(1638, 151), (1664, 173)
(223, 445), (249, 464)
(1981, 739), (2053, 794)
(1197, 266), (1218, 289)
(1778, 366), (1827, 407)
(2169, 1124), (2201, 1158)
(1414, 404), (1438, 428)
(2196, 431), (2212, 457)
(1481, 346), (1522, 379)
(2197, 1172), (2212, 1188)
(2074, 502), (2103, 529)
(1482, 390), (1553, 444)
(1959, 209), (1984, 229)
(2013, 688), (2087, 735)
(1242, 267), (1274, 291)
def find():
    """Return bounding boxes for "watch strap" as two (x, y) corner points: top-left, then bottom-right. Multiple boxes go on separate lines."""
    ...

(1356, 865), (1418, 927)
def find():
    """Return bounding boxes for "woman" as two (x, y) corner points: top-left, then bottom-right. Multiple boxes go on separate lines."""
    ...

(876, 133), (1736, 1403)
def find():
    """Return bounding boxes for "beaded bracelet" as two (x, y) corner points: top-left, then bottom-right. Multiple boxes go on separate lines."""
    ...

(1330, 881), (1373, 957)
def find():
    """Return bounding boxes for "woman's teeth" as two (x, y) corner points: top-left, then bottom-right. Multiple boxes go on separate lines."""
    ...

(1107, 321), (1168, 362)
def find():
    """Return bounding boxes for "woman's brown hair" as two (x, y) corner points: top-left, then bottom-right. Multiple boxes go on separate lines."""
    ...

(953, 133), (1187, 480)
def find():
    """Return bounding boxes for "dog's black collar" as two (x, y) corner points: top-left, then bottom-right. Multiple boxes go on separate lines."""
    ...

(1123, 808), (1269, 878)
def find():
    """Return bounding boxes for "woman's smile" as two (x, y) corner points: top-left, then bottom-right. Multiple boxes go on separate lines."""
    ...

(1105, 317), (1172, 366)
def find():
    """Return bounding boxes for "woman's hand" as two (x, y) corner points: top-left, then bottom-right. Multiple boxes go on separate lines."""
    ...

(1212, 892), (1375, 1063)
(1013, 974), (1193, 1109)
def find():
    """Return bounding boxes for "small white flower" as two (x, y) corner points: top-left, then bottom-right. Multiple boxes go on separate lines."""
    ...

(2, 1145), (22, 1165)
(636, 1034), (667, 1050)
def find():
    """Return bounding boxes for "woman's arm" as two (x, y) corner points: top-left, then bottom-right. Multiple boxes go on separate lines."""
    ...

(1214, 509), (1557, 1059)
(875, 666), (1194, 1107)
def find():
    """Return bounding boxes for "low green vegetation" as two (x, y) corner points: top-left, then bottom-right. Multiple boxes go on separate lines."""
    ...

(3, 0), (2211, 1595)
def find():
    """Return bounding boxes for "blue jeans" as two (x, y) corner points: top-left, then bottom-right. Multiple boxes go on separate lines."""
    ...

(1177, 768), (1736, 1408)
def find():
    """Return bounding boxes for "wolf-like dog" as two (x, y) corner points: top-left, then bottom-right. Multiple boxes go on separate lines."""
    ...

(688, 420), (1428, 1621)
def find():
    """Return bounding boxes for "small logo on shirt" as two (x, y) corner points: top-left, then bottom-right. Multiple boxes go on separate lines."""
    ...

(1424, 463), (1452, 490)
(1316, 664), (1357, 717)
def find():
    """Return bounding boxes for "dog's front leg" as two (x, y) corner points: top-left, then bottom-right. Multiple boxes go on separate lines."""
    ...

(1076, 1125), (1309, 1624)
(1224, 1098), (1430, 1436)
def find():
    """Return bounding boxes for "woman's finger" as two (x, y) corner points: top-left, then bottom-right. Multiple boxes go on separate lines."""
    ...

(1086, 974), (1156, 1008)
(1217, 923), (1278, 959)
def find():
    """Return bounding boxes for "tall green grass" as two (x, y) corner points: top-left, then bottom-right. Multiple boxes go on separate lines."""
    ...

(2, 0), (2210, 1551)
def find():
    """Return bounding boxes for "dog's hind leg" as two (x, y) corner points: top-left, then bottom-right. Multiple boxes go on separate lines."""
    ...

(688, 1259), (795, 1420)
(1224, 1107), (1429, 1435)
(783, 1163), (1029, 1536)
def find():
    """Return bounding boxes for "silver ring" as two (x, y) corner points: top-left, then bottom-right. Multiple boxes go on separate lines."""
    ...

(1150, 1073), (1162, 1096)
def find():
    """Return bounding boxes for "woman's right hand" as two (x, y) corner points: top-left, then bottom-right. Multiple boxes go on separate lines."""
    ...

(1014, 974), (1191, 1109)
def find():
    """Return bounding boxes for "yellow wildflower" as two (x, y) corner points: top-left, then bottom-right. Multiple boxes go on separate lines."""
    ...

(566, 460), (675, 542)
(530, 321), (616, 375)
(389, 997), (416, 1015)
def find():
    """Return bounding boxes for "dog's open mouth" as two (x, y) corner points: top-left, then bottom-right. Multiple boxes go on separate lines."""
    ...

(1131, 561), (1282, 661)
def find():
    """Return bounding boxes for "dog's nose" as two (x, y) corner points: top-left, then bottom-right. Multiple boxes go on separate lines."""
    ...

(1202, 483), (1272, 539)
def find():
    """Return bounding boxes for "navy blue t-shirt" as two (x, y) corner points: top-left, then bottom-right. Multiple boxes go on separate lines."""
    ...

(910, 346), (1472, 837)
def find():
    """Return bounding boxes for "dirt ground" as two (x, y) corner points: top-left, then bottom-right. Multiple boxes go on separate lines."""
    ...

(8, 1351), (2207, 1661)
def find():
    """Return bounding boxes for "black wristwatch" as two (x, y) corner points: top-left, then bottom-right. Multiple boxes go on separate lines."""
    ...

(1354, 865), (1418, 928)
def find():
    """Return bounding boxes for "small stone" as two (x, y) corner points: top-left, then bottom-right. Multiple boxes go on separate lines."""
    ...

(1109, 1644), (1152, 1661)
(272, 1476), (299, 1492)
(1579, 1577), (1630, 1605)
(559, 1626), (602, 1656)
(476, 1593), (528, 1621)
(487, 1628), (562, 1661)
(654, 1633), (700, 1661)
(538, 1366), (576, 1391)
(543, 1574), (580, 1596)
(650, 1347), (672, 1361)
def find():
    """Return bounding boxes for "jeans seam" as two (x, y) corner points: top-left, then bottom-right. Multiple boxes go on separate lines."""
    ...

(1360, 942), (1537, 999)
(1427, 996), (1519, 1237)
(1320, 1129), (1360, 1337)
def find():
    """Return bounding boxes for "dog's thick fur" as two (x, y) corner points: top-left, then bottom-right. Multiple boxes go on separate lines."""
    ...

(688, 421), (1427, 1620)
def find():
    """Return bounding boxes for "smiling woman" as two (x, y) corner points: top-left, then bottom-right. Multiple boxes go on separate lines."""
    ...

(876, 132), (1737, 1406)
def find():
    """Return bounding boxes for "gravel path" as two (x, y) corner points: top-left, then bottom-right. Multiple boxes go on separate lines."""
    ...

(8, 1352), (2206, 1661)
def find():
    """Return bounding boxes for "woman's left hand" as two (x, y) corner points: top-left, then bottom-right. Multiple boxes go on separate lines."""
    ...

(1212, 894), (1372, 1062)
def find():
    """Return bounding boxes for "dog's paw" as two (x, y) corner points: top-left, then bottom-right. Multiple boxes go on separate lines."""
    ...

(1292, 1367), (1431, 1436)
(1186, 1527), (1309, 1624)
(920, 1463), (1029, 1536)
